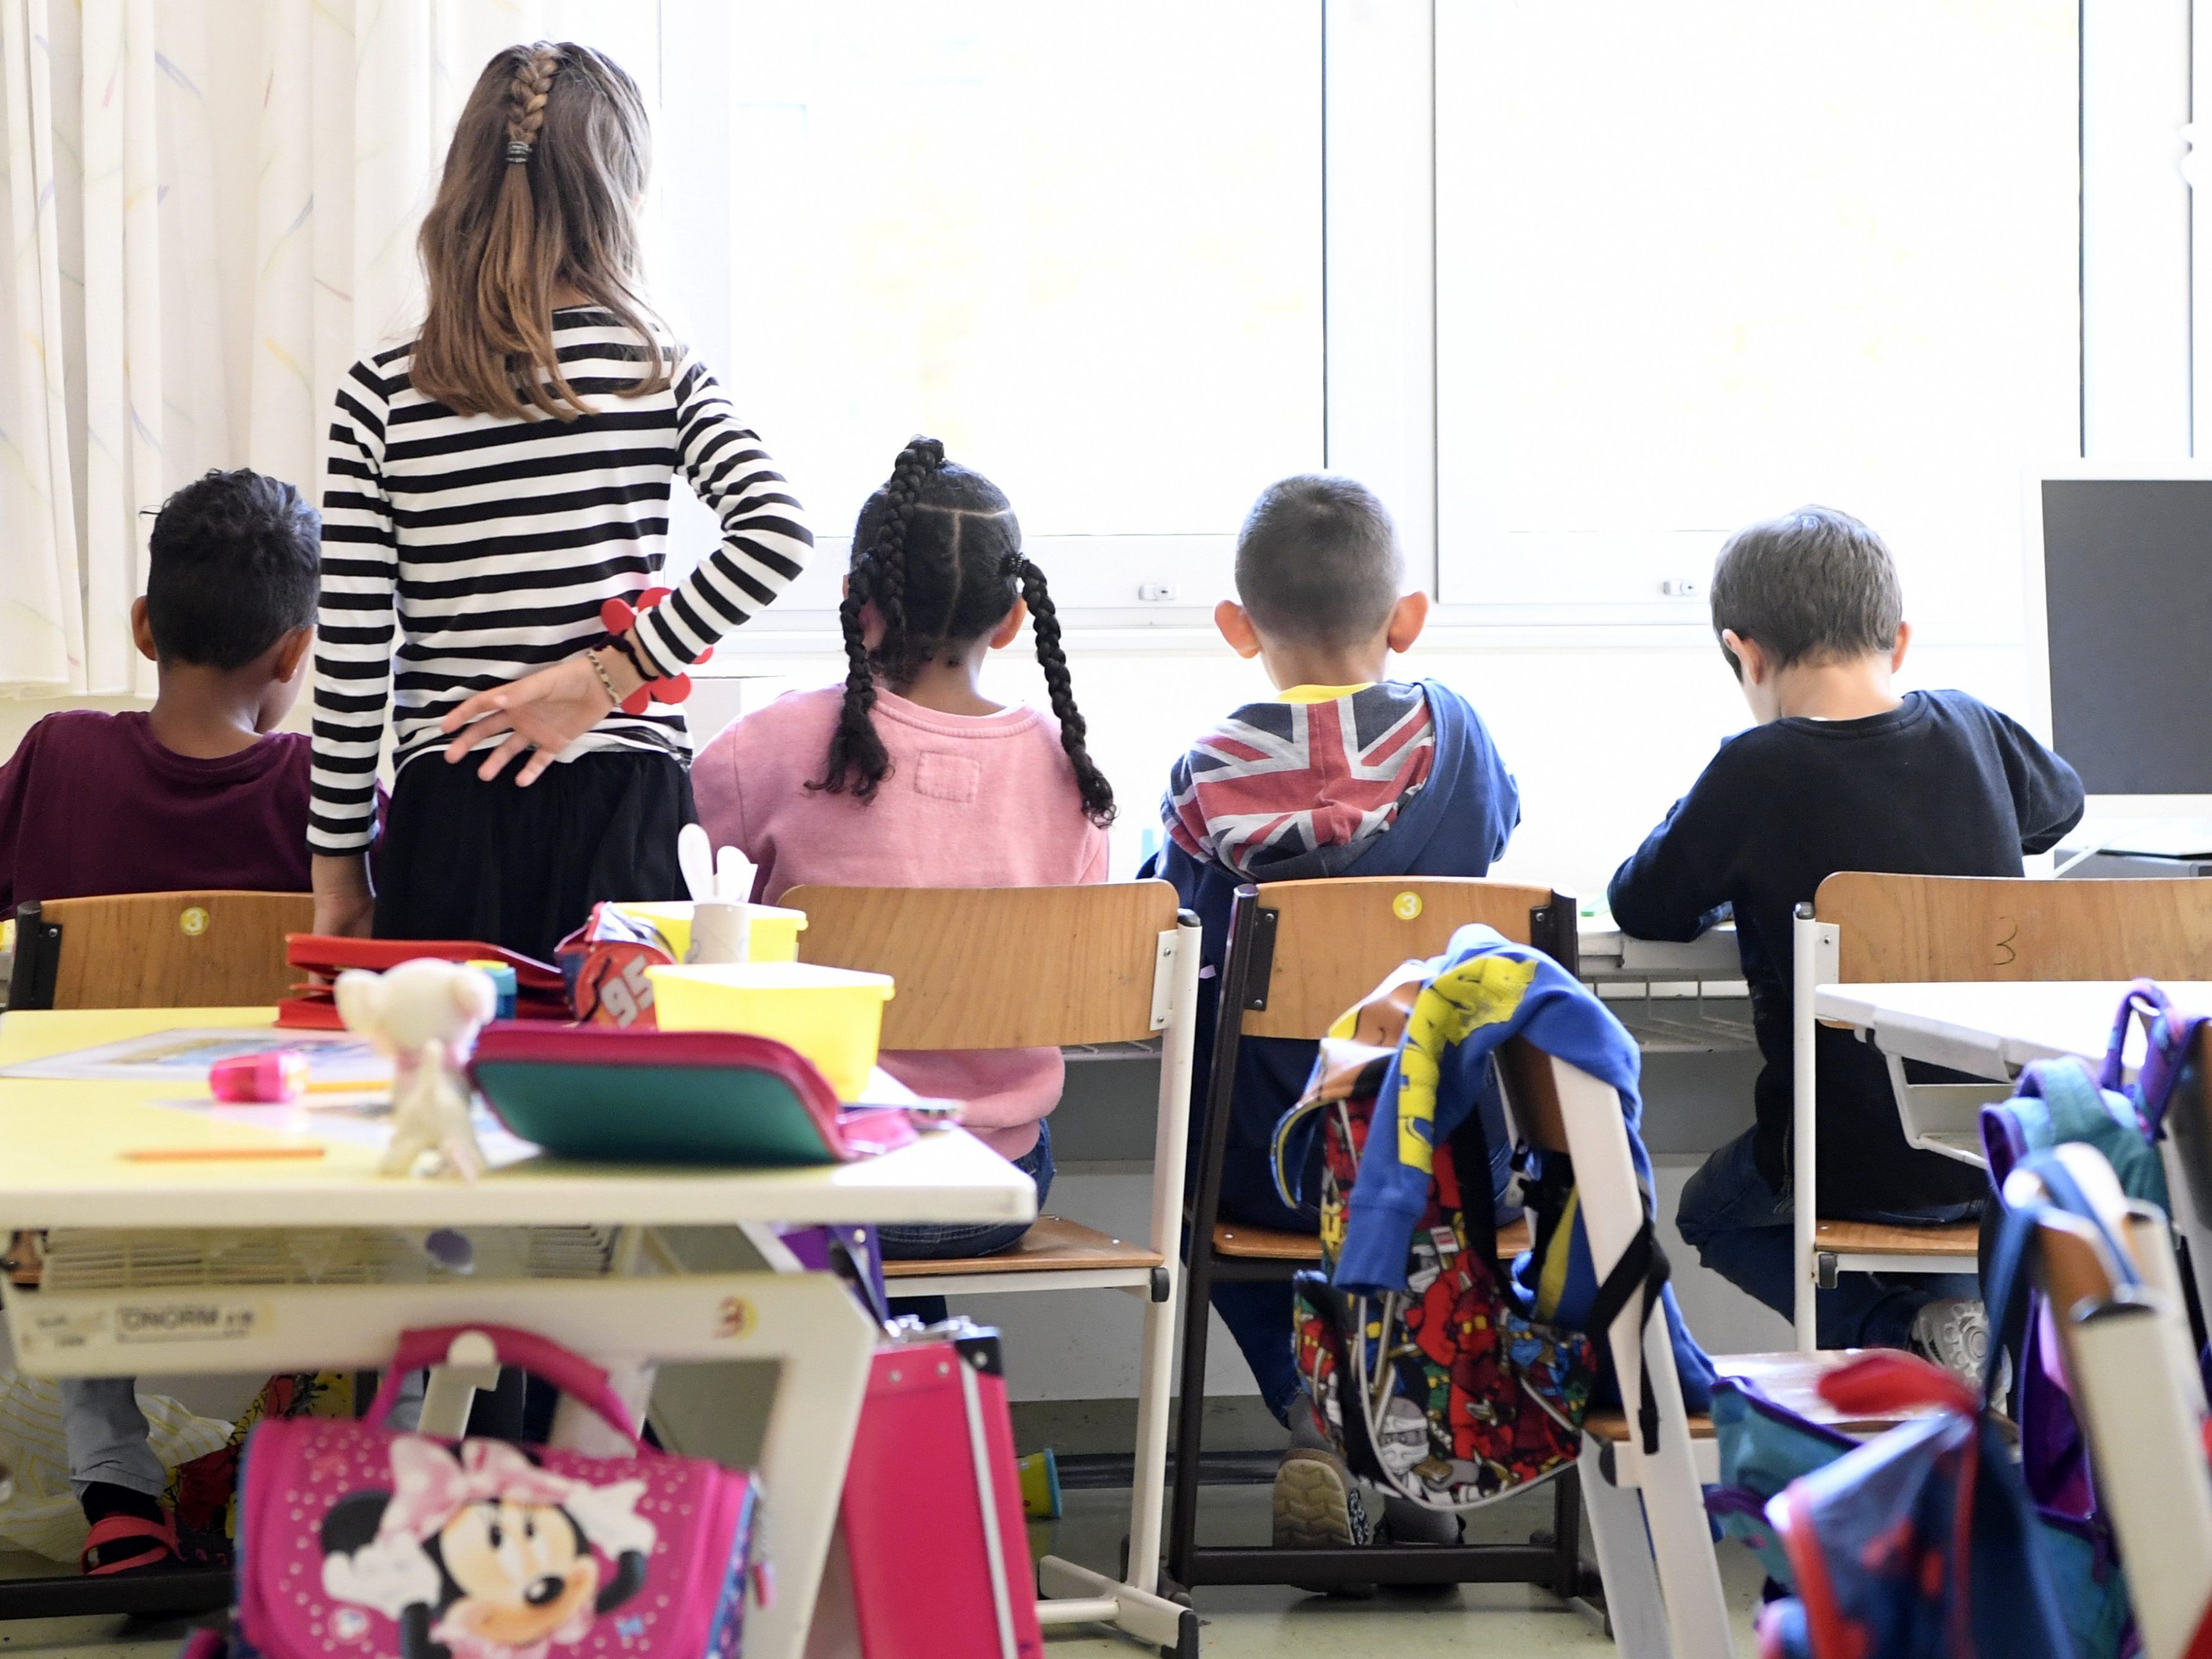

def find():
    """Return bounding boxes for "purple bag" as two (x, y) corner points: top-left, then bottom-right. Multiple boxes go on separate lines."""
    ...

(232, 1325), (763, 1659)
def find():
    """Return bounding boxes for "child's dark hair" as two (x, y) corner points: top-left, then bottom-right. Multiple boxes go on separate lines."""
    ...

(1235, 473), (1404, 649)
(812, 438), (1115, 826)
(1709, 504), (1903, 679)
(146, 468), (320, 670)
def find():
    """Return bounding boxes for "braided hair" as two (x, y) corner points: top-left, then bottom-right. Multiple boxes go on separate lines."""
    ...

(414, 42), (671, 420)
(811, 439), (1117, 826)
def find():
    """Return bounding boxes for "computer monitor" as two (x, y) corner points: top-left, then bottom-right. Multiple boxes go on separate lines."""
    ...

(2032, 468), (2212, 798)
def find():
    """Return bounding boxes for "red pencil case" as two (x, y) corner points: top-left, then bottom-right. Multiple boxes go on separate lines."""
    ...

(278, 935), (567, 1029)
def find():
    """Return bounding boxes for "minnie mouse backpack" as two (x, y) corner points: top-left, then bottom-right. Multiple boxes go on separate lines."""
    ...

(201, 1324), (763, 1659)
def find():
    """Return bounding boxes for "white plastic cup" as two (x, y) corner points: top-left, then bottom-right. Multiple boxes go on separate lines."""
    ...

(689, 898), (749, 965)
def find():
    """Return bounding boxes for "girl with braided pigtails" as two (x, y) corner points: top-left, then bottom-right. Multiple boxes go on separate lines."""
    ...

(695, 439), (1114, 1266)
(309, 43), (811, 960)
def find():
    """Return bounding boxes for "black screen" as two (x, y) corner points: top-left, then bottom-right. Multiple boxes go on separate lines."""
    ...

(2042, 479), (2212, 794)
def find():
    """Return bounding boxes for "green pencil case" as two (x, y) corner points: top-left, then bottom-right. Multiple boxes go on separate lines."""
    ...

(469, 1024), (917, 1165)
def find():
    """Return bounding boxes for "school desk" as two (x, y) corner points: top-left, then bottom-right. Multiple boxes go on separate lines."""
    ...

(1808, 979), (2212, 1327)
(0, 1006), (1036, 1658)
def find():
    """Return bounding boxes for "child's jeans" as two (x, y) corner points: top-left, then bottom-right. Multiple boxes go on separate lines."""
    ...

(59, 1377), (165, 1498)
(1676, 1126), (1980, 1350)
(880, 1122), (1053, 1326)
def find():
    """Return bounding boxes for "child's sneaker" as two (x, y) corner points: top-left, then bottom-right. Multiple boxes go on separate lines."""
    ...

(1379, 1493), (1461, 1545)
(1272, 1446), (1374, 1551)
(1908, 1296), (1990, 1382)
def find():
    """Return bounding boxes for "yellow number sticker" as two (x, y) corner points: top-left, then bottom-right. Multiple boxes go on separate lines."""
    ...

(178, 906), (209, 938)
(1392, 892), (1423, 921)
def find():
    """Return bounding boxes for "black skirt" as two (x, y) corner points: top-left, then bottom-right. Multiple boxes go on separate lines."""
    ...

(374, 748), (695, 964)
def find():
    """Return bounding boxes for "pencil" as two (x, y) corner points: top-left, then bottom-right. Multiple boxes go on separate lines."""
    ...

(122, 1146), (327, 1163)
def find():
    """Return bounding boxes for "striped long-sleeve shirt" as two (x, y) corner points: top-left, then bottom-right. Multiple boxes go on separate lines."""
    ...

(309, 309), (810, 855)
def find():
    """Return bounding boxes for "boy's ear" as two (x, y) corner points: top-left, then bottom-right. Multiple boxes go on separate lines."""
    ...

(988, 597), (1029, 651)
(1890, 619), (1912, 673)
(130, 597), (159, 665)
(1214, 600), (1263, 661)
(1719, 628), (1763, 685)
(273, 625), (314, 685)
(1384, 592), (1429, 656)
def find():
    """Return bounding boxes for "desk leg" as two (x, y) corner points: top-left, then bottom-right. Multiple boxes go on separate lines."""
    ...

(561, 1272), (874, 1659)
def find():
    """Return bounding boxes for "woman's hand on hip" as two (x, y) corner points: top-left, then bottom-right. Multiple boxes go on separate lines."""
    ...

(438, 646), (644, 785)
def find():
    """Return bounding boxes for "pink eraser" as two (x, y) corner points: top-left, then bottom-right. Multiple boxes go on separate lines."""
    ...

(209, 1050), (309, 1104)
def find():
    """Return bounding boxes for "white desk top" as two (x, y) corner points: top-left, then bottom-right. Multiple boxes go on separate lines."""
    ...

(0, 1009), (1036, 1232)
(1813, 980), (2212, 1080)
(1577, 917), (1742, 980)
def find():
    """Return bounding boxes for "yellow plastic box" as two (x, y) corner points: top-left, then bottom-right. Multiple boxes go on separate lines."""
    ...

(616, 902), (807, 964)
(648, 962), (895, 1100)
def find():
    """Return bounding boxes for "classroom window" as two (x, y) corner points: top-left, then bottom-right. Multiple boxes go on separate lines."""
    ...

(1432, 1), (2082, 633)
(657, 1), (1326, 611)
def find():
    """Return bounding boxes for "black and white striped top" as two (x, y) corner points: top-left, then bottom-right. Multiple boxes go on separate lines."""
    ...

(309, 309), (810, 855)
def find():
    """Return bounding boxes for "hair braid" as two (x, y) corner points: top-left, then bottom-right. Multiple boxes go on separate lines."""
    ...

(506, 46), (564, 152)
(1019, 558), (1117, 827)
(809, 571), (892, 801)
(807, 437), (944, 800)
(868, 437), (943, 681)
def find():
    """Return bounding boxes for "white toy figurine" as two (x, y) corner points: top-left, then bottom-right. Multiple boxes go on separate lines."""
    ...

(335, 959), (499, 1181)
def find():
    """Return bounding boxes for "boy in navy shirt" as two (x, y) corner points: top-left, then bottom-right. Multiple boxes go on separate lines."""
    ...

(0, 468), (319, 1574)
(1608, 506), (2082, 1367)
(1152, 474), (1519, 1550)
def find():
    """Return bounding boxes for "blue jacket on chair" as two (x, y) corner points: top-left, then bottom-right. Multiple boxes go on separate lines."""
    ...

(1333, 925), (1717, 1412)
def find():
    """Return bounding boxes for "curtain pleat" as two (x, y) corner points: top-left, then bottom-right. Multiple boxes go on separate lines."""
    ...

(0, 0), (609, 696)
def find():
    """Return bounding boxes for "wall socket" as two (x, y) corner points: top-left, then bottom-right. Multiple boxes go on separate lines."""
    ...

(1137, 582), (1180, 602)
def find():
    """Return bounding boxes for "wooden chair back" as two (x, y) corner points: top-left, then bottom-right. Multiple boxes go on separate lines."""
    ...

(1234, 876), (1570, 1040)
(1815, 873), (2212, 983)
(785, 881), (1180, 1050)
(11, 890), (313, 1010)
(1500, 1036), (1571, 1155)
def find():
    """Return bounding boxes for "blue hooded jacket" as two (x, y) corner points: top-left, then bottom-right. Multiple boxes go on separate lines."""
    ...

(1146, 680), (1521, 1230)
(1334, 925), (1717, 1411)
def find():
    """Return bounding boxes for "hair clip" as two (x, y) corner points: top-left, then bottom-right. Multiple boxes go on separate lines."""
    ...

(505, 139), (533, 165)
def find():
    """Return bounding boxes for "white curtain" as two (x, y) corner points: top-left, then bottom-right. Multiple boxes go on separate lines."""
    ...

(0, 0), (644, 697)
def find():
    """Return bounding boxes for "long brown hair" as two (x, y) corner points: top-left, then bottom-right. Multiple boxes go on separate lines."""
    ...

(411, 42), (670, 421)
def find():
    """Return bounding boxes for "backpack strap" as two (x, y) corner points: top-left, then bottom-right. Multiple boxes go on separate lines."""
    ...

(1583, 1209), (1672, 1454)
(1983, 1149), (2141, 1411)
(1442, 1057), (1503, 1269)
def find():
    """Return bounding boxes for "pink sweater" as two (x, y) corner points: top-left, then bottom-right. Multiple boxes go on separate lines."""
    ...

(692, 685), (1109, 1157)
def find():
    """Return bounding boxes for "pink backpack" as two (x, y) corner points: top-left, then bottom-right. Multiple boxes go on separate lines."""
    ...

(228, 1325), (762, 1659)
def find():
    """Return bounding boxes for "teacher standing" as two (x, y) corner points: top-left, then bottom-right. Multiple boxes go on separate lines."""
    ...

(308, 41), (809, 961)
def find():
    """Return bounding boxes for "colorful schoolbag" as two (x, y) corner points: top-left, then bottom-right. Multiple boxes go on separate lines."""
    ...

(1272, 960), (1598, 1509)
(1755, 1150), (2139, 1659)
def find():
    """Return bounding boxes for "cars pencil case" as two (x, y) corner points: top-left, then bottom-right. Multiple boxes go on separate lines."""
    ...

(468, 1024), (920, 1165)
(280, 935), (568, 1029)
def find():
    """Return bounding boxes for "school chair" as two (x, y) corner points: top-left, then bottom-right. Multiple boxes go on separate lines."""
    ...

(784, 880), (1205, 1658)
(1167, 876), (1588, 1599)
(1791, 873), (2212, 1348)
(1498, 1036), (1943, 1659)
(2022, 1145), (2212, 1659)
(8, 890), (314, 1010)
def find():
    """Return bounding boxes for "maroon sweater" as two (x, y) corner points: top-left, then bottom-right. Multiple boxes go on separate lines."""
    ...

(0, 711), (313, 918)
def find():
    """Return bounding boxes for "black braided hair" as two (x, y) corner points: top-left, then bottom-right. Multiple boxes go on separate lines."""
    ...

(1019, 557), (1116, 826)
(811, 437), (943, 800)
(809, 438), (1115, 826)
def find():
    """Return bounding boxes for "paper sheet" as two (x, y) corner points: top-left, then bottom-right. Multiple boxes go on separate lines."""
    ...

(0, 1027), (390, 1086)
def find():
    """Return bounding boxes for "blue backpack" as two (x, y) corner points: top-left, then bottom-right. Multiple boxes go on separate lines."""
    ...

(1745, 1151), (2134, 1659)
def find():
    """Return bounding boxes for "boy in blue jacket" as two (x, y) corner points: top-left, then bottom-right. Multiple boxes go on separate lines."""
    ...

(1150, 474), (1519, 1549)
